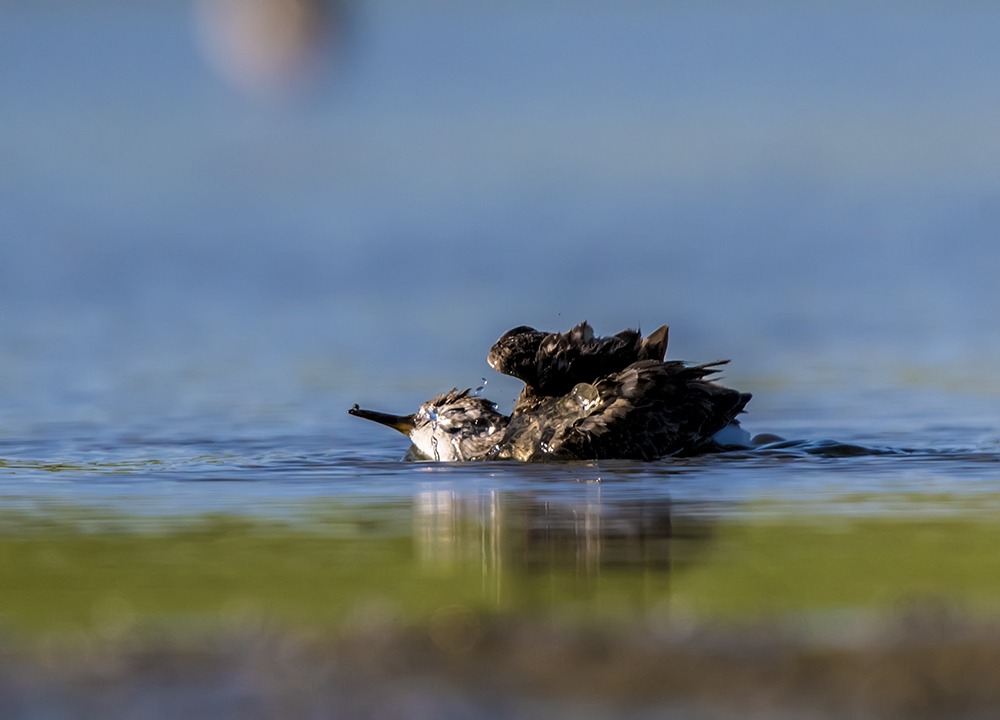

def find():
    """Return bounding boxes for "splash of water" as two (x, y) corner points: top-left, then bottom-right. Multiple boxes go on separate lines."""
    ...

(472, 378), (488, 397)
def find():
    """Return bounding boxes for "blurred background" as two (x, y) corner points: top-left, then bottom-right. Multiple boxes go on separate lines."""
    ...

(2, 0), (999, 428)
(5, 5), (1000, 715)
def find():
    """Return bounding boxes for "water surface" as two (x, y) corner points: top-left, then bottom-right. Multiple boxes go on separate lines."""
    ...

(3, 1), (1000, 716)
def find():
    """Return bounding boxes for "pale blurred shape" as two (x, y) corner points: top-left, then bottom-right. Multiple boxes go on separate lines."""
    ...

(194, 0), (332, 99)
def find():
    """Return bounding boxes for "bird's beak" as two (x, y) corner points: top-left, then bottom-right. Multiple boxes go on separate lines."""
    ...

(348, 405), (416, 435)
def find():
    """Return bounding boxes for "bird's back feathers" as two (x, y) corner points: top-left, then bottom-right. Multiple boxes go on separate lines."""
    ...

(553, 360), (751, 460)
(491, 359), (750, 462)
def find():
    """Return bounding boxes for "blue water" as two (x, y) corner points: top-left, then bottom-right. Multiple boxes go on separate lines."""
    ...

(1, 0), (999, 524)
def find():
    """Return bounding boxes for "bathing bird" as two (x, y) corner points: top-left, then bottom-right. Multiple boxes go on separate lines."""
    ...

(349, 321), (752, 462)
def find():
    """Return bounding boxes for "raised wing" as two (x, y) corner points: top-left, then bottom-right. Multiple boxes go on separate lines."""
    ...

(490, 321), (671, 400)
(532, 322), (642, 396)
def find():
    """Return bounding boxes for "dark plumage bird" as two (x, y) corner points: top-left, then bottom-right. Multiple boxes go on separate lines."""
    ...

(349, 322), (753, 462)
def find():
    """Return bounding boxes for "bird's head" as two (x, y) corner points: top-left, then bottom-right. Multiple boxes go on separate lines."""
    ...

(349, 388), (509, 461)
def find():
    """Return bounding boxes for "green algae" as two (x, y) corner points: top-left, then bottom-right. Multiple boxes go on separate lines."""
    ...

(0, 498), (999, 635)
(671, 515), (1000, 619)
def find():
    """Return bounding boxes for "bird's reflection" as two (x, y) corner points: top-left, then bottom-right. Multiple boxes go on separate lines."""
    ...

(412, 486), (713, 607)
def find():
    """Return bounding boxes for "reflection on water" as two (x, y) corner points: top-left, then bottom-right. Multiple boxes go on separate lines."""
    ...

(412, 488), (700, 609)
(0, 488), (708, 632)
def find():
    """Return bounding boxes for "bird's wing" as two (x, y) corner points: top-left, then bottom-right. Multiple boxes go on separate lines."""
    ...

(550, 360), (751, 460)
(638, 324), (669, 361)
(533, 322), (644, 396)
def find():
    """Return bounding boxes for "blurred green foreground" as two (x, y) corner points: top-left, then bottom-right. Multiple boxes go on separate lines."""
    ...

(3, 495), (1000, 718)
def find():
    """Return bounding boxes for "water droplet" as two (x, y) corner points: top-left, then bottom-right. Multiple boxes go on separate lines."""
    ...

(430, 432), (440, 462)
(571, 383), (600, 413)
